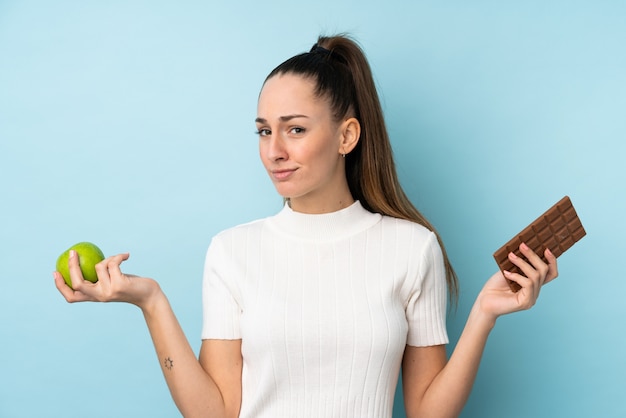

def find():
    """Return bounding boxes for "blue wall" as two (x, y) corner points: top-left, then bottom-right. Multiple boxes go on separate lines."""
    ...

(1, 1), (624, 417)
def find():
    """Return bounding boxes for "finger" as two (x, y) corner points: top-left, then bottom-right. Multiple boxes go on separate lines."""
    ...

(53, 270), (73, 298)
(95, 253), (130, 282)
(505, 250), (541, 300)
(502, 266), (531, 293)
(92, 253), (130, 301)
(67, 250), (88, 290)
(502, 269), (538, 310)
(518, 243), (550, 280)
(508, 244), (546, 288)
(95, 257), (111, 282)
(506, 251), (535, 282)
(53, 271), (89, 303)
(543, 248), (559, 284)
(107, 253), (131, 278)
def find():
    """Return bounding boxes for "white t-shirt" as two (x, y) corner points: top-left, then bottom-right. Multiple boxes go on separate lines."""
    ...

(202, 201), (448, 417)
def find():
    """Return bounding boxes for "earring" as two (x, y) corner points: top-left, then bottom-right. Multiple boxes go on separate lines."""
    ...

(341, 153), (346, 158)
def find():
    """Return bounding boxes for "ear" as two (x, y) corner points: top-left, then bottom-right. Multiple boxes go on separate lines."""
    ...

(338, 117), (361, 155)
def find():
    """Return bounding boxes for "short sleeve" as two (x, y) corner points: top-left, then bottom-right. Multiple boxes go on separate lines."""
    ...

(201, 235), (243, 340)
(405, 232), (449, 347)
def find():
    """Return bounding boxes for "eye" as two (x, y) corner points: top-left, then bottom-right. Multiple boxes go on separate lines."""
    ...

(289, 127), (305, 135)
(255, 128), (271, 137)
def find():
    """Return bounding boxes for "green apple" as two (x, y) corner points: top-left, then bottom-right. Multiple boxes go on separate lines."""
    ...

(56, 242), (105, 289)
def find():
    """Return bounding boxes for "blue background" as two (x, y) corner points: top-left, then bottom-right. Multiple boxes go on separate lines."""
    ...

(1, 1), (624, 417)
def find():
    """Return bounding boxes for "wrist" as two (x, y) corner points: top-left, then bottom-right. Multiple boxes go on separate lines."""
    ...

(135, 279), (166, 315)
(468, 296), (498, 332)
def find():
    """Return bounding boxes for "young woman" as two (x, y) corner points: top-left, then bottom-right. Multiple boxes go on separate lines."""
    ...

(55, 34), (558, 418)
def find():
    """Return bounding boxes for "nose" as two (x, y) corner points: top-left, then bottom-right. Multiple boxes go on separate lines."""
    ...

(264, 134), (288, 162)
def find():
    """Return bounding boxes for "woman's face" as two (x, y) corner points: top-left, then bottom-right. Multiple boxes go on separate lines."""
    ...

(256, 73), (355, 213)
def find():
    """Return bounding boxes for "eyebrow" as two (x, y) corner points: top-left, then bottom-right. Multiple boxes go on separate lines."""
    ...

(255, 114), (310, 124)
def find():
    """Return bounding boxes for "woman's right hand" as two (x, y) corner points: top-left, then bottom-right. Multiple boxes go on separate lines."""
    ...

(54, 250), (160, 309)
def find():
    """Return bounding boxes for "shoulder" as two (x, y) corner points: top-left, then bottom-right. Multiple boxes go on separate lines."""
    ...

(204, 216), (272, 258)
(203, 216), (276, 275)
(377, 215), (444, 273)
(379, 214), (438, 246)
(213, 217), (269, 240)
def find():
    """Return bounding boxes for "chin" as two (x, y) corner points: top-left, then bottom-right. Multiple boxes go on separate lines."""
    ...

(272, 185), (298, 200)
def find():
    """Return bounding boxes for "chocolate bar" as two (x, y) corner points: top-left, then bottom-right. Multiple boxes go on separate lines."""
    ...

(493, 196), (586, 292)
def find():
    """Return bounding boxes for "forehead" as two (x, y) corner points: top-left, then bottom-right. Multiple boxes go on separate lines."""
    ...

(257, 74), (328, 117)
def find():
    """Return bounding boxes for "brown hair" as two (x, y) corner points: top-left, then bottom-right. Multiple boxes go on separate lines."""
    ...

(264, 34), (459, 304)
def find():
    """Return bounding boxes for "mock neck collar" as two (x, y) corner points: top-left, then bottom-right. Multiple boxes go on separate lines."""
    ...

(267, 200), (382, 242)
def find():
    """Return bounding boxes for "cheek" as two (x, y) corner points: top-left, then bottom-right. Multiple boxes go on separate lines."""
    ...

(304, 133), (339, 161)
(258, 141), (271, 168)
(310, 139), (341, 170)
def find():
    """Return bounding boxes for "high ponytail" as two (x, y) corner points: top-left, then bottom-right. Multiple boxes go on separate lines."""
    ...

(264, 34), (459, 305)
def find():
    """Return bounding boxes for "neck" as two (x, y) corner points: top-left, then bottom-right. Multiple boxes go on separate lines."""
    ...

(288, 194), (355, 214)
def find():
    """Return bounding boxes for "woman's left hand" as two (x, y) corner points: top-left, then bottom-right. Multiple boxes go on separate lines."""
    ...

(477, 243), (559, 319)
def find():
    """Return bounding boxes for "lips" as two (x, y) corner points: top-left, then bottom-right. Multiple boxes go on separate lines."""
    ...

(271, 168), (297, 181)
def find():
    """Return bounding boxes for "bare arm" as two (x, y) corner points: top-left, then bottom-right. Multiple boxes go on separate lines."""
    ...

(402, 305), (493, 417)
(54, 251), (242, 418)
(142, 291), (242, 417)
(403, 244), (558, 418)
